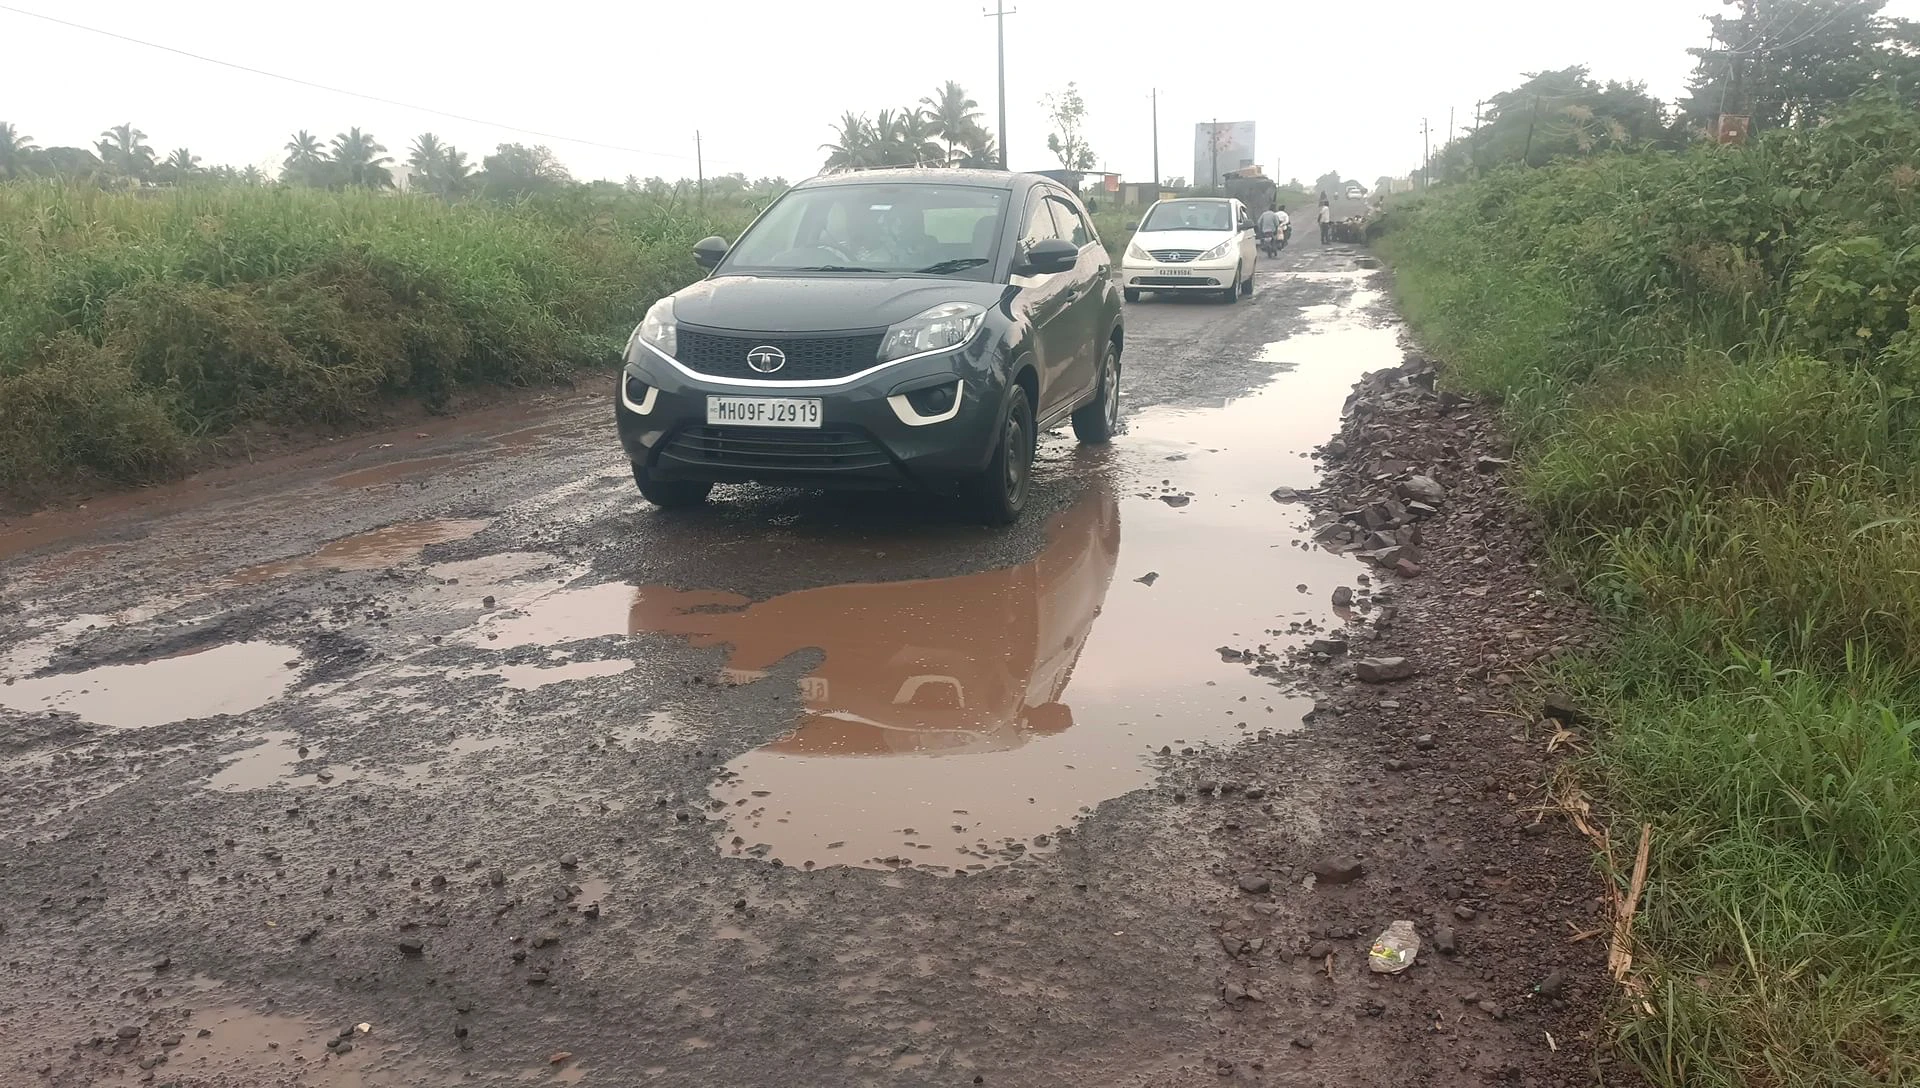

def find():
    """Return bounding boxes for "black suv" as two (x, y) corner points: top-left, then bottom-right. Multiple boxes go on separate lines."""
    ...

(614, 169), (1123, 524)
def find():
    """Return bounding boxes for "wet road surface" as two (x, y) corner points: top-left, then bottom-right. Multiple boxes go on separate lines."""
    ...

(1, 240), (1409, 1086)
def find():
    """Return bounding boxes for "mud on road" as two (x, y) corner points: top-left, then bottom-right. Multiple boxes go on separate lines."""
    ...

(1, 241), (1619, 1087)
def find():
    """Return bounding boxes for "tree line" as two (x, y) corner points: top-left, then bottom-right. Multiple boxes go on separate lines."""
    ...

(1419, 0), (1920, 186)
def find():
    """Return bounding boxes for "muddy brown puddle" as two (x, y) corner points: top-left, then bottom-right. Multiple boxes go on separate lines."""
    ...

(230, 518), (490, 584)
(460, 283), (1401, 871)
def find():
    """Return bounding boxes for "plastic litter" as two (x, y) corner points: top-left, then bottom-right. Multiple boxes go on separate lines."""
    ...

(1368, 920), (1420, 974)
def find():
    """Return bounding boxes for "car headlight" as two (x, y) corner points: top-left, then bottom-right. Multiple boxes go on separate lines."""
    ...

(635, 297), (676, 357)
(1199, 239), (1233, 261)
(1126, 241), (1151, 262)
(879, 302), (986, 362)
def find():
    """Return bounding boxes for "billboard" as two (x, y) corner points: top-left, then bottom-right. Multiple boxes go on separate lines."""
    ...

(1194, 121), (1256, 188)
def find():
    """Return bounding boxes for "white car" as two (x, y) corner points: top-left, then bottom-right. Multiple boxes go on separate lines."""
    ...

(1119, 197), (1257, 303)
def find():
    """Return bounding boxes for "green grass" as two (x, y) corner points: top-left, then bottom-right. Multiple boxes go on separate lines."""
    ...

(0, 182), (752, 503)
(1379, 96), (1920, 1087)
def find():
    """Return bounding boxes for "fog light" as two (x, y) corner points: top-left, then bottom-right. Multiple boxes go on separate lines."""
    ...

(621, 374), (657, 413)
(904, 381), (959, 416)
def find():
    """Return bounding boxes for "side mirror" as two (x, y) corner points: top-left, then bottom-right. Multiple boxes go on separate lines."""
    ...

(692, 235), (730, 270)
(1021, 238), (1080, 276)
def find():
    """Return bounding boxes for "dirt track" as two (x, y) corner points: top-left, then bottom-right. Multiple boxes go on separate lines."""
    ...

(0, 237), (1622, 1087)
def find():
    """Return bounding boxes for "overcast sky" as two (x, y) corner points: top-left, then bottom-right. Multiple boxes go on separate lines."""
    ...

(6, 0), (1919, 188)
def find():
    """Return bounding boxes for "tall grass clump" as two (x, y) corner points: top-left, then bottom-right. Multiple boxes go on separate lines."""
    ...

(1377, 94), (1920, 1087)
(0, 182), (753, 502)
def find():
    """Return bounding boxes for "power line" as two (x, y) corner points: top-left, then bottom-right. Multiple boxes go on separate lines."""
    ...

(0, 2), (742, 169)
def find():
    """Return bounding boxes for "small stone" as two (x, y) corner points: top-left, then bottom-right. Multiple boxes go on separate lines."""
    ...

(454, 1025), (469, 1039)
(1236, 873), (1272, 895)
(1291, 1035), (1314, 1049)
(1160, 494), (1191, 508)
(1542, 692), (1586, 724)
(557, 854), (580, 869)
(1134, 572), (1159, 586)
(1399, 475), (1446, 504)
(1306, 941), (1333, 959)
(334, 1041), (354, 1055)
(1311, 856), (1365, 884)
(159, 1034), (183, 1048)
(1454, 905), (1477, 921)
(550, 1051), (573, 1065)
(116, 1025), (142, 1040)
(1393, 558), (1423, 579)
(526, 967), (550, 984)
(1332, 586), (1355, 608)
(1538, 968), (1568, 1000)
(1305, 859), (1367, 886)
(396, 938), (425, 955)
(1477, 1000), (1504, 1019)
(532, 931), (561, 949)
(1308, 637), (1348, 656)
(1434, 926), (1458, 954)
(488, 868), (506, 886)
(148, 955), (171, 971)
(482, 595), (496, 607)
(1353, 657), (1416, 683)
(1414, 734), (1437, 750)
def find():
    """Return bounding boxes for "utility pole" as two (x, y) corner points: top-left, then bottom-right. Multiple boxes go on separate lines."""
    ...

(1210, 117), (1219, 195)
(984, 1), (1016, 169)
(1421, 117), (1430, 188)
(1150, 87), (1159, 193)
(695, 130), (704, 203)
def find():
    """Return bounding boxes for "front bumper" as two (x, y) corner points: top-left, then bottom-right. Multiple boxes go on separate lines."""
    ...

(1120, 258), (1240, 291)
(614, 343), (1004, 492)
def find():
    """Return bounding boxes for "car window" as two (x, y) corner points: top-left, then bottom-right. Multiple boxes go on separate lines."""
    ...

(722, 184), (1008, 276)
(1045, 196), (1092, 248)
(1020, 195), (1061, 247)
(1236, 205), (1252, 231)
(1139, 200), (1233, 232)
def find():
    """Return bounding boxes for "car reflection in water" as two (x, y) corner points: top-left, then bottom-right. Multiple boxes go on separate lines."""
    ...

(622, 484), (1121, 867)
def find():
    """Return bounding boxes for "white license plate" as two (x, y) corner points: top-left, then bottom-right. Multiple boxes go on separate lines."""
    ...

(706, 396), (823, 428)
(1156, 267), (1191, 276)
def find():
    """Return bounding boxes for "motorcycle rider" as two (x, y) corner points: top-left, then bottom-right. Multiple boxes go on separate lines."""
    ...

(1256, 205), (1281, 253)
(1275, 204), (1293, 247)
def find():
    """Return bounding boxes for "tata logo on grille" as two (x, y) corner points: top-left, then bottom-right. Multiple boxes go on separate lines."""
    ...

(745, 345), (786, 373)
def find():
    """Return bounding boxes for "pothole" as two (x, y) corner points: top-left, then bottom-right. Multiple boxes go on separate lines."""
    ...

(229, 519), (490, 584)
(0, 641), (302, 729)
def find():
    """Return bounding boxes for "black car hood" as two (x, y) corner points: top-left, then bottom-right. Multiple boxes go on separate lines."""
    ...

(669, 274), (1008, 334)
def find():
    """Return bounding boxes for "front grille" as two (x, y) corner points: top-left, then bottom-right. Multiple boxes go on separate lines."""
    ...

(675, 328), (886, 382)
(1147, 248), (1203, 263)
(660, 426), (893, 472)
(1134, 275), (1222, 287)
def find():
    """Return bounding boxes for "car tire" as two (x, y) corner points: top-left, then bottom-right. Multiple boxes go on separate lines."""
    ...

(1123, 287), (1141, 303)
(1221, 266), (1240, 303)
(1072, 342), (1121, 445)
(632, 462), (713, 509)
(969, 390), (1035, 525)
(1241, 270), (1254, 297)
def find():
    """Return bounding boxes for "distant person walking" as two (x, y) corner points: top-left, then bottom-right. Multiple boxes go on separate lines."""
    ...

(1317, 199), (1334, 244)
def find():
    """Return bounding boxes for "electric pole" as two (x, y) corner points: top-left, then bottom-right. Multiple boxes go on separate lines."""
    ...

(1211, 117), (1219, 195)
(695, 130), (704, 203)
(1421, 118), (1429, 188)
(985, 2), (1016, 169)
(1151, 87), (1159, 193)
(1523, 96), (1540, 164)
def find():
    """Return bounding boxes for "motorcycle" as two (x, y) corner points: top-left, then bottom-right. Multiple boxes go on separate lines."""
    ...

(1258, 223), (1291, 258)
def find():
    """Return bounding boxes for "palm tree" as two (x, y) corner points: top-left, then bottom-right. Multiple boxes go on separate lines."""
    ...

(330, 127), (393, 189)
(0, 122), (37, 179)
(164, 147), (200, 173)
(821, 111), (874, 170)
(921, 81), (982, 164)
(896, 108), (944, 165)
(239, 164), (266, 186)
(957, 129), (999, 169)
(96, 122), (155, 179)
(283, 129), (324, 168)
(441, 147), (471, 191)
(407, 131), (446, 191)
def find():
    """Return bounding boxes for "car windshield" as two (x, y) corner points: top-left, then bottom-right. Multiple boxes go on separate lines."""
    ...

(1138, 200), (1233, 233)
(722, 183), (1009, 278)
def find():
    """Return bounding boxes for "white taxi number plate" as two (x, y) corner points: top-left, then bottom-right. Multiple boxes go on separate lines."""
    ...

(1157, 267), (1191, 275)
(706, 396), (823, 428)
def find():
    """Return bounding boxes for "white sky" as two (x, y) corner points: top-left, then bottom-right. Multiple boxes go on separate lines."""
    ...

(5, 0), (1918, 187)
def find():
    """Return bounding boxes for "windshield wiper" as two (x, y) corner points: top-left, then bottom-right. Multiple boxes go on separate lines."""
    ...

(912, 258), (990, 275)
(786, 264), (884, 273)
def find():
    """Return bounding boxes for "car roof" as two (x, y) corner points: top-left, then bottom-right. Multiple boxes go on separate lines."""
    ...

(792, 168), (1043, 192)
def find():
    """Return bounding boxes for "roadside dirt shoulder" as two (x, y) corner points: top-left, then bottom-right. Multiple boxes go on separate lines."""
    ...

(1175, 348), (1634, 1085)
